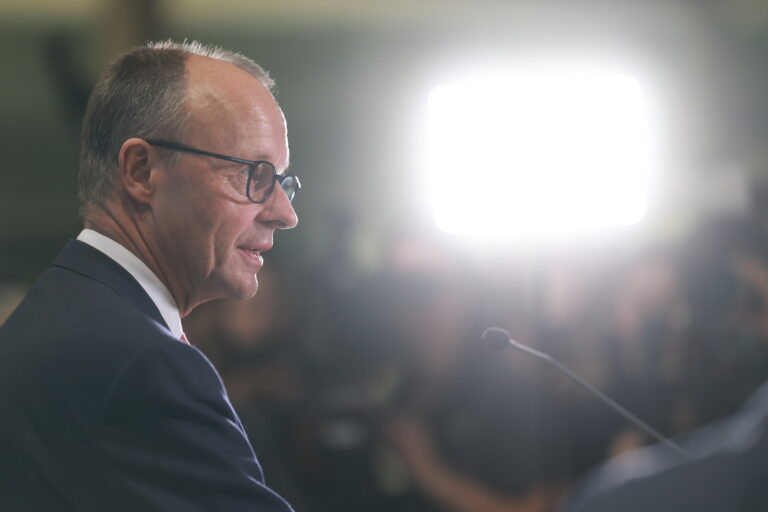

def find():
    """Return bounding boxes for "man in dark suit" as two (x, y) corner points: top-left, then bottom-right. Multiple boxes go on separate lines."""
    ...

(0, 41), (300, 510)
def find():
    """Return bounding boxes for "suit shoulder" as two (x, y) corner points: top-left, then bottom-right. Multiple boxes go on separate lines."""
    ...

(3, 263), (171, 351)
(0, 263), (183, 424)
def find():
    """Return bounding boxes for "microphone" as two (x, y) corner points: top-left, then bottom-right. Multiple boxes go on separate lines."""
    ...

(482, 327), (690, 459)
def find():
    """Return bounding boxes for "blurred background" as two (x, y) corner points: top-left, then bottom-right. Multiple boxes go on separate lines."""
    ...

(3, 0), (768, 510)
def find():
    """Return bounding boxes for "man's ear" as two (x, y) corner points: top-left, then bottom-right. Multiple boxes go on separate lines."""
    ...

(117, 138), (161, 204)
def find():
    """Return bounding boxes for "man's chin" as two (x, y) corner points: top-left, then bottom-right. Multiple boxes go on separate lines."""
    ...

(206, 272), (259, 302)
(230, 274), (259, 300)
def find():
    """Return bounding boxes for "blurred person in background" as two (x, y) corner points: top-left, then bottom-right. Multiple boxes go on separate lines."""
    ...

(598, 249), (688, 456)
(368, 234), (569, 512)
(381, 272), (558, 512)
(676, 218), (768, 427)
(0, 40), (299, 511)
(184, 265), (309, 508)
(564, 217), (768, 511)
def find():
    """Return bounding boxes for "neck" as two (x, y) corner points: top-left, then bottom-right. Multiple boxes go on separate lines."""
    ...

(84, 200), (198, 317)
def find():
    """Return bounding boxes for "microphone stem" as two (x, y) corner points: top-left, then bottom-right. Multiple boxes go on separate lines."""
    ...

(539, 351), (690, 459)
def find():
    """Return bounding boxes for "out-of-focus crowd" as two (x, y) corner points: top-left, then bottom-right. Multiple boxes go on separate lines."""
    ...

(183, 215), (768, 512)
(186, 214), (768, 511)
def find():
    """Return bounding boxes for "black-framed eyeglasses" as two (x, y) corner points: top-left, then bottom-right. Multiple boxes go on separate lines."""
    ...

(145, 139), (300, 204)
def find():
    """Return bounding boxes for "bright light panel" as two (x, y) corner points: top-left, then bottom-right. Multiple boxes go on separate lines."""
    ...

(426, 71), (655, 237)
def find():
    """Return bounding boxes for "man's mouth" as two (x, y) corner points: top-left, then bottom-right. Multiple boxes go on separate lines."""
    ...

(237, 247), (264, 268)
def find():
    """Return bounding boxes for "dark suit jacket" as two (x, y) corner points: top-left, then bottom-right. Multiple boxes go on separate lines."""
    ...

(0, 240), (294, 511)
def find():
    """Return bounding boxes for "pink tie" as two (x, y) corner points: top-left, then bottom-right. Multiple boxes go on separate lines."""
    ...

(180, 333), (189, 344)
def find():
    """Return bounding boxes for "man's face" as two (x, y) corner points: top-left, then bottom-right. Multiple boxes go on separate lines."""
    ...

(150, 55), (298, 308)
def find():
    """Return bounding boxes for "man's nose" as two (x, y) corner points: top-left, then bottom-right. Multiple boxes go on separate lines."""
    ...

(261, 184), (298, 229)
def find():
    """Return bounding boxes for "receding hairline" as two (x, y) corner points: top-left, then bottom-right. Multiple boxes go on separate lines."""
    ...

(184, 53), (277, 96)
(146, 39), (275, 91)
(181, 53), (289, 164)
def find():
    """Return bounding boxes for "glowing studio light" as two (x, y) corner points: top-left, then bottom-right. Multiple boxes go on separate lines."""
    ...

(425, 71), (655, 237)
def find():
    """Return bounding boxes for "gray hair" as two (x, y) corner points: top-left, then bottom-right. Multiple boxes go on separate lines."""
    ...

(78, 40), (274, 217)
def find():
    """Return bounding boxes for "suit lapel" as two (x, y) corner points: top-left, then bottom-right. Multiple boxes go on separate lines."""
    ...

(52, 240), (169, 331)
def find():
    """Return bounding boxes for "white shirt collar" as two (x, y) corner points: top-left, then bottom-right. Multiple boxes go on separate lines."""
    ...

(76, 228), (185, 339)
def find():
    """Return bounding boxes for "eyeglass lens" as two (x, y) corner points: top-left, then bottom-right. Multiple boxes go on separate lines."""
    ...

(248, 163), (299, 203)
(280, 176), (299, 203)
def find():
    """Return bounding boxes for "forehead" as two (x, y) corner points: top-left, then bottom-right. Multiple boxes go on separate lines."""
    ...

(182, 55), (288, 167)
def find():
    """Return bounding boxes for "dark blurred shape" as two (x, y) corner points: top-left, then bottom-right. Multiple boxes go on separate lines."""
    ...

(43, 0), (168, 128)
(564, 377), (768, 511)
(677, 217), (768, 426)
(43, 31), (91, 125)
(562, 215), (768, 510)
